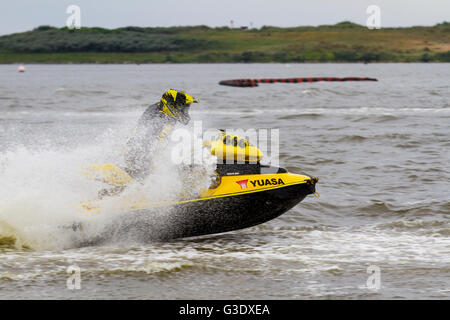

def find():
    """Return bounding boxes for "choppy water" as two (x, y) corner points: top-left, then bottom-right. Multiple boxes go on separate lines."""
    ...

(0, 63), (449, 299)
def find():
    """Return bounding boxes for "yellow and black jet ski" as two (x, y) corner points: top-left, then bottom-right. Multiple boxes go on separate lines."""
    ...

(78, 131), (318, 241)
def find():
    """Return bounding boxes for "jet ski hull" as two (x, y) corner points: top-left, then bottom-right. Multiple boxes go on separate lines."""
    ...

(102, 175), (316, 241)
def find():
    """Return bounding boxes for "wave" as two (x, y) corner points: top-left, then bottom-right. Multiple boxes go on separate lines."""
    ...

(377, 219), (449, 235)
(277, 113), (323, 120)
(335, 135), (368, 142)
(374, 115), (400, 122)
(88, 262), (195, 276)
(54, 88), (109, 96)
(199, 107), (450, 120)
(0, 235), (18, 250)
(357, 200), (450, 217)
(394, 142), (421, 149)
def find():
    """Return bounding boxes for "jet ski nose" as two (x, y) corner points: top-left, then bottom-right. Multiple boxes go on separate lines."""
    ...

(306, 176), (319, 197)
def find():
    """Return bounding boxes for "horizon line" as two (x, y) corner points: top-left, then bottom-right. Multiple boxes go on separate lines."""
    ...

(1, 20), (448, 36)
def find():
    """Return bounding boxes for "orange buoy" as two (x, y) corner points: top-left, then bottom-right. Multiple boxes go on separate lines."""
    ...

(18, 65), (26, 73)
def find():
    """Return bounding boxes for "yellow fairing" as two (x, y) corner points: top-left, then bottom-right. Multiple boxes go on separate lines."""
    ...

(81, 163), (133, 186)
(79, 172), (312, 214)
(206, 133), (263, 163)
(200, 173), (311, 199)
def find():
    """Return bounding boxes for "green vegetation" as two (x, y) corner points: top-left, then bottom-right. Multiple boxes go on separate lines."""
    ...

(0, 22), (449, 63)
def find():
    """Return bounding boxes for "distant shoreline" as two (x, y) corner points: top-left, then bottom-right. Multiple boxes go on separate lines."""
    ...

(1, 60), (448, 65)
(1, 22), (448, 63)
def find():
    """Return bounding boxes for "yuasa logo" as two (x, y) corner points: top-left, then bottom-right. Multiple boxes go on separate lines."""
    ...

(250, 178), (285, 187)
(236, 179), (249, 189)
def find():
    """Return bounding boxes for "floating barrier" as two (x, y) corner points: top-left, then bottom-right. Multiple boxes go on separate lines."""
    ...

(219, 77), (378, 87)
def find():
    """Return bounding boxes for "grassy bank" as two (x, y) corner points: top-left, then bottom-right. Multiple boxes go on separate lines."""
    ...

(1, 22), (449, 63)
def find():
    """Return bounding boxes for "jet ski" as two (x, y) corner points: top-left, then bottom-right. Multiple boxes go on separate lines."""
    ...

(77, 130), (318, 241)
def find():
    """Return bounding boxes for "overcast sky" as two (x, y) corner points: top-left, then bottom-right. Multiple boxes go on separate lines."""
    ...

(1, 0), (449, 35)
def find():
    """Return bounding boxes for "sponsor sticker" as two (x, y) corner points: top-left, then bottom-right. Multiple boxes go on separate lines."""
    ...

(236, 179), (249, 189)
(250, 178), (285, 187)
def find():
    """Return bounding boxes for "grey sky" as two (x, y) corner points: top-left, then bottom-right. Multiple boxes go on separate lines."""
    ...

(1, 0), (449, 35)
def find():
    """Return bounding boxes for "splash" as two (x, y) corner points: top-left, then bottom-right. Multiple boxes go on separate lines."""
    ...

(0, 125), (216, 250)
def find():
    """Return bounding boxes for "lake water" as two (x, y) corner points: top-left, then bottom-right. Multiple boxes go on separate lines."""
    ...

(0, 63), (449, 299)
